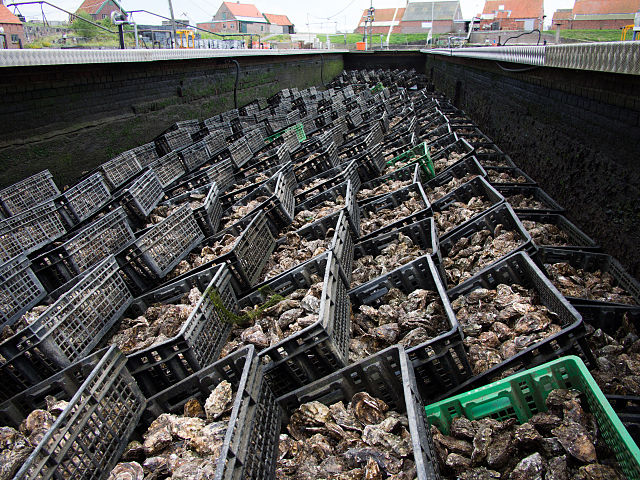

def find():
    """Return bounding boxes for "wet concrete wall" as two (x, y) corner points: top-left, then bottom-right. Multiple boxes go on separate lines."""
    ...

(0, 53), (343, 189)
(426, 54), (640, 278)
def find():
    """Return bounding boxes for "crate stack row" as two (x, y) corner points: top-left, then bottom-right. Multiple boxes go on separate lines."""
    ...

(1, 67), (638, 479)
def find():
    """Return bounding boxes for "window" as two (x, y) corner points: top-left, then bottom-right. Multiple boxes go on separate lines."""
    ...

(11, 34), (19, 43)
(102, 14), (107, 19)
(230, 24), (234, 29)
(222, 23), (226, 28)
(222, 12), (227, 20)
(260, 25), (263, 31)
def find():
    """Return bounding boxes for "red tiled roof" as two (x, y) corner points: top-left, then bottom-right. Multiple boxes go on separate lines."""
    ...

(358, 7), (406, 24)
(76, 0), (106, 14)
(552, 8), (574, 21)
(0, 3), (22, 24)
(482, 0), (543, 19)
(573, 0), (640, 15)
(223, 2), (263, 19)
(263, 13), (293, 26)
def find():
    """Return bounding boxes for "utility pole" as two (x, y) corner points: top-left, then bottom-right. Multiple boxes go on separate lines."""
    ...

(167, 0), (177, 48)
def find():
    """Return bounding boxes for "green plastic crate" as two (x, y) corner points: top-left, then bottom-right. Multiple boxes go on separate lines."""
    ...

(387, 142), (435, 180)
(265, 123), (306, 144)
(370, 82), (384, 94)
(425, 356), (640, 480)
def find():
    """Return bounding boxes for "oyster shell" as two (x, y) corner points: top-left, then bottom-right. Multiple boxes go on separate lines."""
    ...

(360, 192), (425, 237)
(522, 220), (571, 247)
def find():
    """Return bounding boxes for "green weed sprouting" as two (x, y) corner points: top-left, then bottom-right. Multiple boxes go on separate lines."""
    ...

(205, 284), (286, 325)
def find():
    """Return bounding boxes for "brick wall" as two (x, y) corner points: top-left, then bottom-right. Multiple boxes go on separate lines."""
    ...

(427, 54), (640, 278)
(0, 53), (343, 188)
(0, 23), (25, 48)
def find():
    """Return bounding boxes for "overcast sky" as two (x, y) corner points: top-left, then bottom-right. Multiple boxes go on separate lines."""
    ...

(10, 0), (576, 31)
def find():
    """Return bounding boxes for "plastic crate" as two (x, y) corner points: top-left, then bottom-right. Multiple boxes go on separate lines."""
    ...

(220, 165), (284, 212)
(31, 207), (135, 291)
(606, 395), (640, 446)
(179, 139), (211, 172)
(358, 182), (431, 242)
(237, 252), (350, 397)
(131, 141), (159, 167)
(358, 163), (420, 204)
(0, 170), (60, 217)
(475, 151), (518, 168)
(277, 346), (439, 480)
(486, 166), (537, 186)
(436, 203), (532, 288)
(423, 156), (487, 195)
(156, 128), (193, 156)
(163, 182), (222, 239)
(117, 204), (205, 295)
(348, 143), (386, 183)
(169, 159), (234, 198)
(6, 345), (146, 480)
(518, 212), (600, 251)
(535, 247), (640, 308)
(295, 158), (359, 204)
(387, 142), (436, 179)
(125, 263), (236, 397)
(244, 124), (268, 154)
(220, 170), (295, 237)
(431, 138), (476, 176)
(440, 251), (593, 399)
(0, 200), (67, 262)
(294, 179), (359, 236)
(425, 355), (640, 479)
(228, 137), (254, 168)
(101, 151), (143, 190)
(55, 172), (111, 227)
(0, 256), (134, 401)
(149, 151), (187, 188)
(431, 175), (505, 240)
(496, 185), (565, 214)
(202, 129), (228, 157)
(139, 345), (280, 480)
(0, 255), (46, 328)
(238, 143), (290, 180)
(121, 168), (164, 221)
(294, 142), (341, 184)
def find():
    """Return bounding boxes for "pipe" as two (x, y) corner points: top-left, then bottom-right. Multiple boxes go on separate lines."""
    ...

(229, 59), (240, 109)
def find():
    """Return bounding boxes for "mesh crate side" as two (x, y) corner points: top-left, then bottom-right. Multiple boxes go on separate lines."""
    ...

(101, 152), (143, 190)
(180, 140), (210, 172)
(126, 169), (164, 218)
(132, 142), (159, 167)
(150, 152), (187, 188)
(0, 170), (60, 216)
(0, 255), (46, 327)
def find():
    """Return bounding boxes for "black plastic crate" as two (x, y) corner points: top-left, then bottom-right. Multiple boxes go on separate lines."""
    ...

(486, 166), (537, 186)
(295, 158), (359, 204)
(0, 256), (134, 402)
(131, 141), (159, 167)
(436, 251), (593, 401)
(166, 159), (234, 198)
(238, 143), (290, 180)
(149, 150), (188, 188)
(202, 129), (229, 157)
(236, 252), (351, 397)
(2, 345), (146, 480)
(125, 263), (236, 397)
(155, 128), (193, 156)
(30, 207), (135, 291)
(116, 204), (205, 295)
(120, 168), (164, 222)
(220, 164), (283, 212)
(244, 124), (268, 154)
(0, 254), (46, 328)
(431, 138), (476, 176)
(423, 156), (488, 200)
(534, 247), (640, 308)
(436, 202), (532, 288)
(356, 163), (419, 205)
(179, 139), (211, 172)
(0, 200), (67, 263)
(55, 172), (112, 227)
(358, 182), (431, 242)
(294, 141), (340, 184)
(431, 175), (506, 240)
(101, 151), (143, 190)
(163, 182), (222, 239)
(349, 143), (386, 182)
(475, 151), (518, 168)
(276, 346), (439, 480)
(496, 185), (565, 214)
(605, 395), (640, 445)
(518, 212), (600, 251)
(138, 345), (280, 480)
(0, 170), (60, 217)
(220, 169), (295, 238)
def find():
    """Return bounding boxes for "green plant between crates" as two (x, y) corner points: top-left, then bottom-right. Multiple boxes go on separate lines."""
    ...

(205, 284), (287, 326)
(388, 142), (435, 180)
(265, 123), (307, 145)
(425, 356), (640, 479)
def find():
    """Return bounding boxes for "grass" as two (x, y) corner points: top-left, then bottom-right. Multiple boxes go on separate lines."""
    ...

(543, 28), (625, 42)
(266, 34), (292, 42)
(317, 32), (438, 45)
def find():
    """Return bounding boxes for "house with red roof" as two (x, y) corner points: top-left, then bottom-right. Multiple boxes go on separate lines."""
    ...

(479, 0), (544, 30)
(560, 0), (640, 30)
(355, 7), (405, 35)
(551, 8), (574, 29)
(197, 2), (268, 35)
(75, 0), (125, 22)
(399, 2), (464, 34)
(0, 0), (25, 49)
(263, 13), (294, 35)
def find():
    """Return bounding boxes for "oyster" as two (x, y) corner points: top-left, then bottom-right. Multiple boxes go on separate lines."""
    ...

(360, 192), (425, 237)
(261, 231), (331, 280)
(278, 393), (414, 479)
(166, 233), (237, 280)
(434, 196), (493, 235)
(148, 193), (205, 226)
(427, 173), (479, 202)
(487, 169), (528, 184)
(357, 179), (412, 202)
(452, 283), (563, 375)
(287, 197), (345, 231)
(506, 194), (547, 211)
(220, 198), (265, 230)
(433, 150), (466, 174)
(521, 220), (571, 247)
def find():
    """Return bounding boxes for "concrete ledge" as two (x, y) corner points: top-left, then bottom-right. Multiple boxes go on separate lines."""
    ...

(0, 48), (348, 68)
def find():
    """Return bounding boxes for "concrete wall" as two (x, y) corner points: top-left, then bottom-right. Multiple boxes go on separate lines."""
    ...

(0, 53), (343, 188)
(426, 54), (640, 278)
(344, 51), (426, 73)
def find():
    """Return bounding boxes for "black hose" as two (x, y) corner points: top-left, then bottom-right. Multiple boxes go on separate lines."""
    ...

(320, 53), (325, 87)
(503, 29), (542, 46)
(230, 59), (240, 109)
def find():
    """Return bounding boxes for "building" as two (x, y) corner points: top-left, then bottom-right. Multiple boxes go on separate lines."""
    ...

(197, 2), (267, 35)
(263, 13), (294, 34)
(551, 8), (574, 29)
(355, 7), (405, 35)
(479, 0), (544, 30)
(0, 0), (25, 49)
(75, 0), (125, 22)
(399, 1), (464, 34)
(567, 0), (640, 30)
